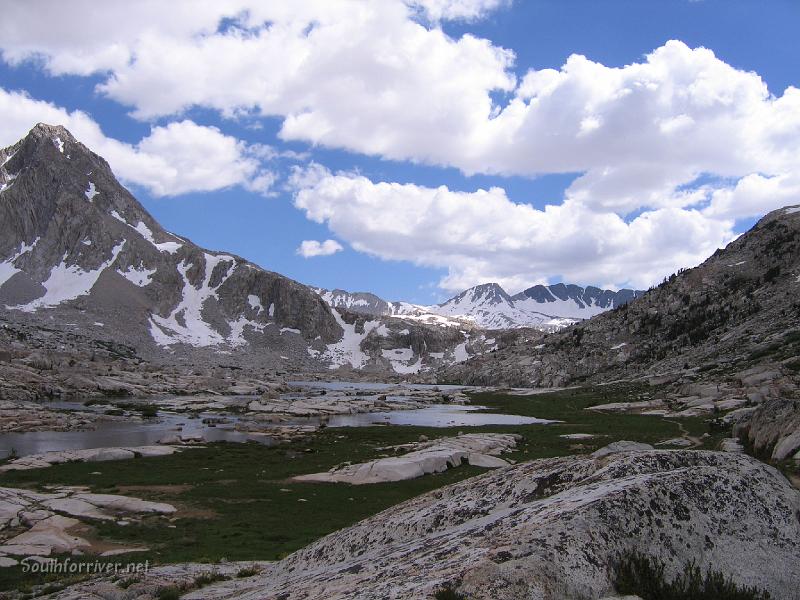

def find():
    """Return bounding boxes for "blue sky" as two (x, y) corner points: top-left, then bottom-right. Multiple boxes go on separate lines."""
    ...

(0, 0), (798, 303)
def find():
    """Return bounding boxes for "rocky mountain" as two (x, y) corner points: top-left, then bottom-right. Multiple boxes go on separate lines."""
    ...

(0, 124), (499, 382)
(442, 204), (800, 387)
(0, 124), (344, 370)
(314, 282), (642, 330)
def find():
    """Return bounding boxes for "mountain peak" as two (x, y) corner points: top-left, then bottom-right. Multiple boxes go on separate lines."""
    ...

(449, 282), (513, 305)
(0, 123), (341, 359)
(25, 123), (77, 153)
(31, 122), (74, 138)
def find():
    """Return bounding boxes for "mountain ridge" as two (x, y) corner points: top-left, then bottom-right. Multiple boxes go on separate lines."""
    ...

(313, 281), (643, 330)
(0, 124), (500, 380)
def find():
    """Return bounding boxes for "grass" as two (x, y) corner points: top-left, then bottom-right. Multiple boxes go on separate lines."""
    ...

(614, 550), (771, 599)
(434, 583), (468, 599)
(0, 383), (716, 592)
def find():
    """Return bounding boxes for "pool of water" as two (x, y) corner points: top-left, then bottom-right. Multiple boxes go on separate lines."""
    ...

(0, 383), (555, 459)
(294, 404), (555, 428)
(0, 404), (276, 459)
(287, 381), (473, 392)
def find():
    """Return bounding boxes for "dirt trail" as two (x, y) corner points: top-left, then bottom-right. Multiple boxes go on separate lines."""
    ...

(664, 419), (703, 448)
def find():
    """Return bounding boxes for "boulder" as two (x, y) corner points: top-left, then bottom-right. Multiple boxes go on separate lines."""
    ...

(3, 515), (89, 554)
(74, 493), (176, 515)
(84, 448), (136, 462)
(170, 451), (800, 600)
(739, 398), (800, 460)
(295, 434), (519, 485)
(591, 441), (654, 459)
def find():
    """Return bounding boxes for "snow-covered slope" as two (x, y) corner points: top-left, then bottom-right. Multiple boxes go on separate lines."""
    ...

(432, 283), (572, 329)
(313, 282), (642, 331)
(511, 283), (642, 319)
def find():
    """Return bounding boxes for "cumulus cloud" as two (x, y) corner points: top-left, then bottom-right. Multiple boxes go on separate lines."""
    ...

(0, 88), (276, 196)
(293, 165), (735, 292)
(296, 239), (344, 258)
(1, 5), (796, 214)
(2, 2), (798, 288)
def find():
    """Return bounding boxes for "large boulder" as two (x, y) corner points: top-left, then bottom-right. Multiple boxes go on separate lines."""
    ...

(157, 450), (800, 599)
(739, 397), (800, 460)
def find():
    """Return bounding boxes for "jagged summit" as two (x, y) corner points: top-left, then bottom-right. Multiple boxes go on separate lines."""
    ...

(512, 283), (642, 317)
(444, 282), (514, 306)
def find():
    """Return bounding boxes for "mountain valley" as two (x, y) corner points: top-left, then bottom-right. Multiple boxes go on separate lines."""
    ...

(0, 124), (798, 600)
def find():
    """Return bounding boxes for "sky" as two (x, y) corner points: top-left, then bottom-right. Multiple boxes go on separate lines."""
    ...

(0, 0), (798, 304)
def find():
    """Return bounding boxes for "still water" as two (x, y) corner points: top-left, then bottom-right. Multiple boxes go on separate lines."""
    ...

(0, 382), (553, 458)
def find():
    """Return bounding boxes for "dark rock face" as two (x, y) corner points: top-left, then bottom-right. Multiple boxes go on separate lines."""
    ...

(442, 204), (800, 387)
(513, 283), (642, 309)
(0, 124), (341, 367)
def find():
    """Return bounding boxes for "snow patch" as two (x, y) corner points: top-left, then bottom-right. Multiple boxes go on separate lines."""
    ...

(247, 294), (263, 313)
(280, 327), (301, 335)
(149, 253), (235, 347)
(391, 357), (422, 374)
(382, 347), (414, 361)
(117, 265), (156, 287)
(53, 136), (64, 153)
(268, 303), (275, 317)
(452, 342), (470, 363)
(611, 342), (627, 350)
(322, 311), (382, 369)
(154, 241), (182, 254)
(82, 239), (92, 246)
(0, 238), (40, 287)
(133, 221), (155, 242)
(381, 347), (423, 374)
(227, 316), (266, 347)
(85, 181), (98, 201)
(784, 207), (800, 215)
(0, 172), (18, 193)
(15, 241), (125, 311)
(129, 220), (183, 254)
(110, 210), (127, 224)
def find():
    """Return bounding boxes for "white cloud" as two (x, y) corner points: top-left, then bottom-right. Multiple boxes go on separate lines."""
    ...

(0, 5), (796, 219)
(297, 239), (344, 258)
(1, 2), (799, 288)
(406, 0), (510, 22)
(293, 165), (735, 292)
(0, 88), (275, 196)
